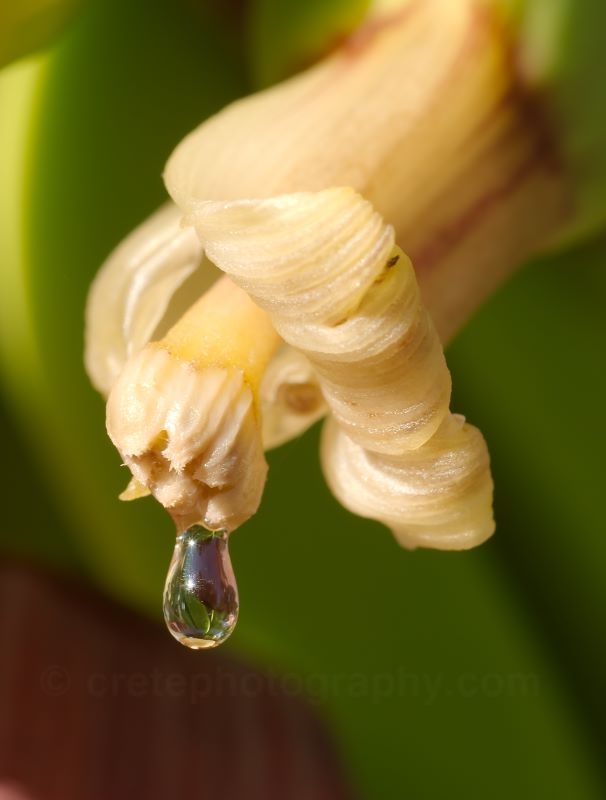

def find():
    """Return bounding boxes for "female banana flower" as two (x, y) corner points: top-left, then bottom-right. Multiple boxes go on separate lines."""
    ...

(84, 0), (598, 639)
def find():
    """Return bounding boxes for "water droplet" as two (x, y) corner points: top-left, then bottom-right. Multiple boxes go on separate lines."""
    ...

(163, 525), (238, 649)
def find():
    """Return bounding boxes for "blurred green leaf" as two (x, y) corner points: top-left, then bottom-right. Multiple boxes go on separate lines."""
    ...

(448, 233), (606, 750)
(0, 392), (84, 572)
(233, 425), (605, 798)
(0, 0), (83, 69)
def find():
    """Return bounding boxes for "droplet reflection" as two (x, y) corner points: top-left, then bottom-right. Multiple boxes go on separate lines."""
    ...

(163, 526), (238, 649)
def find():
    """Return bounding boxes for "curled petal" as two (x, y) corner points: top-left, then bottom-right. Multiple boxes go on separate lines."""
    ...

(321, 414), (495, 550)
(187, 188), (451, 452)
(85, 203), (214, 395)
(186, 187), (494, 548)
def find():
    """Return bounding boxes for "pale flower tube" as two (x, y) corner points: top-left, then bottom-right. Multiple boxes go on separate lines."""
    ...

(106, 276), (280, 533)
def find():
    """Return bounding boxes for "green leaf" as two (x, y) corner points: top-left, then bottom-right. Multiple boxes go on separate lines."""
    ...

(182, 592), (212, 635)
(448, 233), (606, 750)
(0, 392), (84, 572)
(231, 425), (604, 799)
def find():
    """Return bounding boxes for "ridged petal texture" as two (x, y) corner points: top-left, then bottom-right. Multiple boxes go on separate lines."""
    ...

(106, 345), (266, 533)
(322, 414), (494, 549)
(187, 187), (495, 549)
(188, 189), (450, 452)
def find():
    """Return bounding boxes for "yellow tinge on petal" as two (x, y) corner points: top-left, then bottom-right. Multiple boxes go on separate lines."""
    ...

(106, 276), (281, 533)
(84, 204), (325, 451)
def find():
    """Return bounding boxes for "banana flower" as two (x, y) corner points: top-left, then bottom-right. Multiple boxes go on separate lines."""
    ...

(86, 0), (587, 554)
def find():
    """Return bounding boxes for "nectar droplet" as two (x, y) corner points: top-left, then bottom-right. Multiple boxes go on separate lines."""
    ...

(163, 525), (239, 649)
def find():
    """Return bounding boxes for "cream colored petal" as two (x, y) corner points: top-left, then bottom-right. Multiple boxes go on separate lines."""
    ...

(163, 0), (568, 343)
(321, 414), (495, 550)
(164, 1), (471, 212)
(84, 201), (325, 451)
(187, 188), (451, 453)
(105, 276), (278, 532)
(119, 477), (150, 501)
(186, 186), (494, 549)
(260, 347), (326, 449)
(84, 202), (217, 395)
(107, 345), (267, 534)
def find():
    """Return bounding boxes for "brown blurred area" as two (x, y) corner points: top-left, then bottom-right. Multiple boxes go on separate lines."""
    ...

(0, 562), (355, 800)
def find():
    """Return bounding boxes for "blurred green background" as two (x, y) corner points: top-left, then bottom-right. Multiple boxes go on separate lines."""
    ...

(1, 0), (605, 797)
